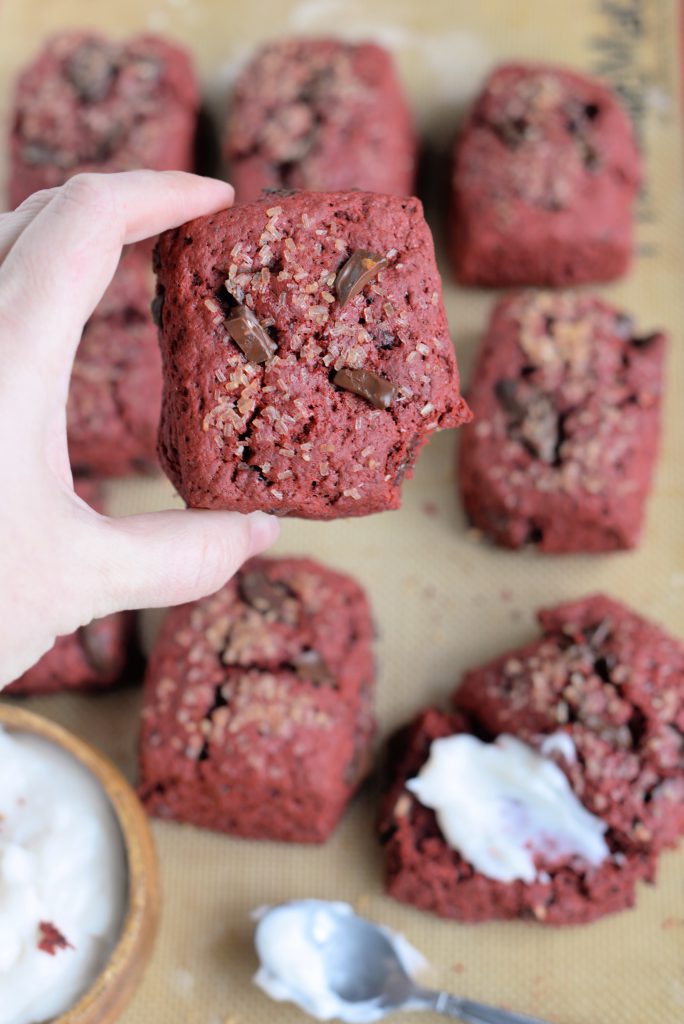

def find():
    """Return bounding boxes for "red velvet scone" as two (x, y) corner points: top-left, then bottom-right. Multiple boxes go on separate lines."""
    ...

(9, 30), (199, 207)
(224, 38), (416, 202)
(154, 190), (471, 518)
(139, 556), (376, 842)
(380, 596), (684, 924)
(379, 707), (655, 925)
(455, 595), (684, 855)
(7, 482), (134, 695)
(450, 64), (640, 286)
(7, 617), (134, 696)
(458, 291), (665, 552)
(67, 249), (162, 477)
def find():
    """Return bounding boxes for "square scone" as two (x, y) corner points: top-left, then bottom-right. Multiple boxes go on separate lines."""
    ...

(224, 37), (416, 201)
(458, 291), (665, 553)
(154, 190), (471, 518)
(139, 556), (375, 843)
(9, 30), (199, 207)
(379, 596), (684, 924)
(450, 64), (640, 286)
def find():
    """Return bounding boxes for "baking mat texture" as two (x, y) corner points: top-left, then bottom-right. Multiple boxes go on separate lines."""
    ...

(1, 1), (683, 1021)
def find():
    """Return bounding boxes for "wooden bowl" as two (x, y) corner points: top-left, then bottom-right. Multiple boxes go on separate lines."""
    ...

(0, 702), (160, 1024)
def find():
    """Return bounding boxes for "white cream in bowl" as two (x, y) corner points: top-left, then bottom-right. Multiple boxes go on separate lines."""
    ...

(0, 725), (127, 1024)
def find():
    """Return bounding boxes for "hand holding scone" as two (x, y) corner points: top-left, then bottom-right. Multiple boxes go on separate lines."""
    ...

(0, 170), (279, 686)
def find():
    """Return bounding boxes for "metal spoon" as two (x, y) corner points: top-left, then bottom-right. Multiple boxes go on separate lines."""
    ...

(255, 900), (553, 1023)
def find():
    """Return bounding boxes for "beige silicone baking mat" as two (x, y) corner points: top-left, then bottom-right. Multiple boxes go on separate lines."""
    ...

(1, 0), (683, 1021)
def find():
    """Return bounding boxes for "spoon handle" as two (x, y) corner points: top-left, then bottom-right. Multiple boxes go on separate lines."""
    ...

(412, 987), (553, 1024)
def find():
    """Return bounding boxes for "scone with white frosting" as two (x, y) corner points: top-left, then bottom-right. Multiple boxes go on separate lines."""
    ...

(379, 595), (684, 924)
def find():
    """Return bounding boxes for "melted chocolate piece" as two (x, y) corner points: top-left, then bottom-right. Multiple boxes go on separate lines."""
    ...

(335, 250), (388, 307)
(293, 649), (334, 686)
(224, 305), (277, 363)
(66, 40), (117, 103)
(78, 622), (118, 675)
(333, 367), (395, 410)
(239, 569), (290, 616)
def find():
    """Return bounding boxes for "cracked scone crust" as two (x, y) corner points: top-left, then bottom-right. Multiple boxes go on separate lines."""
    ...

(139, 556), (376, 842)
(450, 63), (640, 286)
(379, 596), (684, 924)
(458, 291), (665, 552)
(67, 250), (163, 477)
(154, 190), (471, 518)
(9, 30), (198, 207)
(224, 37), (416, 201)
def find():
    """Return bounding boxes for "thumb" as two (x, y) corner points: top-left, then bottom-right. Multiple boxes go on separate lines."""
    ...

(89, 509), (280, 616)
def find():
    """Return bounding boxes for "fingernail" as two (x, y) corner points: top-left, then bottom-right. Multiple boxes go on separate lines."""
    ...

(247, 511), (280, 554)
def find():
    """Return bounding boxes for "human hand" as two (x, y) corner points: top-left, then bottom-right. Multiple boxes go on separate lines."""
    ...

(0, 170), (280, 686)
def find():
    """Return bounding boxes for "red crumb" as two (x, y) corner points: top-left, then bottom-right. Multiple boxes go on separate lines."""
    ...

(37, 921), (73, 955)
(452, 963), (465, 974)
(422, 501), (439, 518)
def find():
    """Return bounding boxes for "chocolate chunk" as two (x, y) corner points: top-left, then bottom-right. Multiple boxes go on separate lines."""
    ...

(333, 367), (395, 410)
(497, 116), (532, 149)
(151, 289), (165, 328)
(224, 305), (277, 363)
(335, 250), (388, 307)
(631, 332), (660, 349)
(494, 378), (525, 419)
(66, 40), (117, 103)
(78, 622), (118, 675)
(293, 649), (334, 686)
(239, 569), (290, 615)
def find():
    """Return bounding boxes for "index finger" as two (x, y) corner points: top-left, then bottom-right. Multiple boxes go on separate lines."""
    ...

(0, 170), (233, 356)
